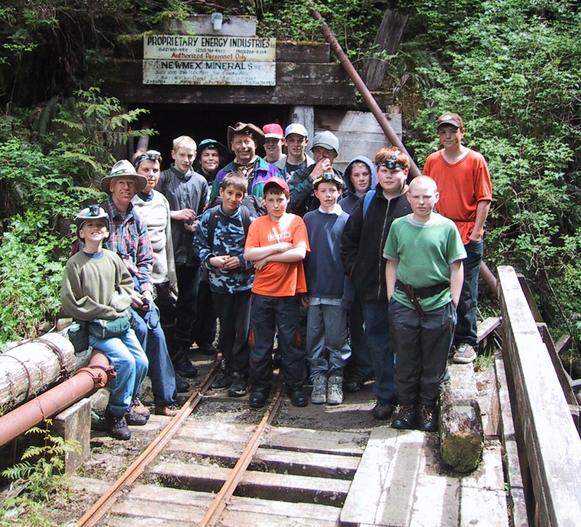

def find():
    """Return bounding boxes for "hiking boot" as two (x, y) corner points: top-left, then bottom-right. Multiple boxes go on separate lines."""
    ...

(212, 372), (232, 389)
(106, 413), (131, 441)
(125, 409), (148, 426)
(249, 389), (268, 409)
(131, 398), (150, 418)
(391, 405), (417, 429)
(452, 343), (477, 364)
(417, 405), (438, 432)
(310, 376), (327, 405)
(327, 375), (344, 405)
(175, 373), (190, 393)
(174, 354), (198, 378)
(155, 404), (179, 417)
(372, 401), (395, 421)
(288, 388), (307, 407)
(228, 374), (247, 397)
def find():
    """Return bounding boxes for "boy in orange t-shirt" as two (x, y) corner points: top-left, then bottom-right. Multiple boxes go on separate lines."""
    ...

(244, 177), (310, 408)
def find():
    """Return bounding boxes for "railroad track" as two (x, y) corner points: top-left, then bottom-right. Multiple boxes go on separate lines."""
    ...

(74, 361), (367, 526)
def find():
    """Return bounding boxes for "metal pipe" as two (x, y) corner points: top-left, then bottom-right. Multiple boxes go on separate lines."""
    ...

(308, 4), (422, 179)
(0, 351), (113, 448)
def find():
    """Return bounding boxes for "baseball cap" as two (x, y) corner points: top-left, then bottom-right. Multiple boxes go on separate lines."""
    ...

(197, 138), (227, 156)
(263, 176), (290, 196)
(284, 123), (308, 139)
(311, 131), (339, 155)
(436, 112), (464, 129)
(262, 123), (284, 139)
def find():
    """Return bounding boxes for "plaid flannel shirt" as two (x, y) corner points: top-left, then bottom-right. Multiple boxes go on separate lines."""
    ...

(102, 197), (154, 294)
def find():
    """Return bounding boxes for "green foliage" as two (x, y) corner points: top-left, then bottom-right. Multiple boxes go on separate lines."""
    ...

(407, 0), (580, 335)
(0, 424), (79, 527)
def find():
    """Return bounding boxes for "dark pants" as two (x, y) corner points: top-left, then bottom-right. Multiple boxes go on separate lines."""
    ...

(174, 264), (201, 347)
(212, 290), (251, 378)
(389, 300), (456, 406)
(249, 294), (305, 391)
(361, 299), (396, 404)
(455, 240), (483, 347)
(192, 277), (217, 351)
(131, 308), (177, 406)
(344, 298), (374, 380)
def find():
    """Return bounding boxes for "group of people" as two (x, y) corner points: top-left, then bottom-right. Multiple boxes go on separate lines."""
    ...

(60, 111), (492, 439)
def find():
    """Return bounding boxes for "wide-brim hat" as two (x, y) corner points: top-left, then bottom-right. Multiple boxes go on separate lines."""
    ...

(100, 159), (148, 193)
(227, 122), (264, 149)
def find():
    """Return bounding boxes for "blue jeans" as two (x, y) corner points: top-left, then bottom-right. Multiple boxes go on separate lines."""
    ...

(132, 308), (177, 406)
(455, 239), (483, 347)
(249, 295), (305, 391)
(89, 328), (148, 417)
(307, 303), (350, 380)
(361, 299), (396, 404)
(389, 300), (456, 406)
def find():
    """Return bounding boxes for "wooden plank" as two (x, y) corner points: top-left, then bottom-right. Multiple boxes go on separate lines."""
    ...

(166, 437), (359, 478)
(477, 366), (500, 437)
(341, 427), (459, 526)
(477, 317), (502, 344)
(149, 460), (350, 506)
(555, 334), (572, 355)
(515, 273), (543, 323)
(498, 266), (581, 526)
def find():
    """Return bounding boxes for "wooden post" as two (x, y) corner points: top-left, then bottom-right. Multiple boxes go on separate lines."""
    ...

(498, 265), (581, 526)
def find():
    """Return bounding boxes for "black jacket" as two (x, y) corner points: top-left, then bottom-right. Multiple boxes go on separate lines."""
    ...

(341, 185), (411, 302)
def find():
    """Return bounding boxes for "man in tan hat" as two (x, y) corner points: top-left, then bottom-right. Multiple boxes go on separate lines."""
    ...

(100, 160), (180, 417)
(209, 122), (280, 203)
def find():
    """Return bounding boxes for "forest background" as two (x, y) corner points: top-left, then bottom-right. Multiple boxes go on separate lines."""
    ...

(0, 0), (578, 350)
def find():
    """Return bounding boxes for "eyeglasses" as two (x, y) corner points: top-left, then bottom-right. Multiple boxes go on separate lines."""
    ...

(134, 149), (162, 168)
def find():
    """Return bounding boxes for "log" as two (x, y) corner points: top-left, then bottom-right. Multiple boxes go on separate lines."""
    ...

(0, 332), (86, 414)
(439, 363), (484, 473)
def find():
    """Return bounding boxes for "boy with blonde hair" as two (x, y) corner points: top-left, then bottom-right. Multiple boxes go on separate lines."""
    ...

(384, 176), (466, 431)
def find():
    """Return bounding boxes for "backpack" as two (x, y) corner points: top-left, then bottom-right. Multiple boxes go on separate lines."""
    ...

(206, 205), (253, 250)
(362, 189), (375, 218)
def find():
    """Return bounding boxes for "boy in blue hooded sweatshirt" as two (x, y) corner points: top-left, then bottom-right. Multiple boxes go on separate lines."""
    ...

(339, 156), (377, 393)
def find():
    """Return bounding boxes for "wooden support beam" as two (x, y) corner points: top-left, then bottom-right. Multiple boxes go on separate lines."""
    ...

(498, 265), (581, 526)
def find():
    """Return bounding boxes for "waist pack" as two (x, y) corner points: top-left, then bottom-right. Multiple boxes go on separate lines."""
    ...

(88, 314), (131, 339)
(67, 321), (89, 353)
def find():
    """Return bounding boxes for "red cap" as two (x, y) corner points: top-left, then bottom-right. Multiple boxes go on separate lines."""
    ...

(263, 176), (290, 196)
(262, 123), (284, 139)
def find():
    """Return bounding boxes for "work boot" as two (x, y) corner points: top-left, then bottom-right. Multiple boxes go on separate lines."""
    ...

(288, 387), (307, 407)
(106, 413), (131, 441)
(310, 375), (327, 405)
(228, 373), (247, 397)
(452, 343), (477, 364)
(249, 388), (269, 409)
(174, 353), (198, 378)
(344, 374), (365, 393)
(131, 398), (150, 418)
(417, 405), (438, 432)
(155, 404), (179, 417)
(212, 372), (232, 389)
(391, 405), (417, 430)
(327, 375), (344, 406)
(125, 409), (148, 426)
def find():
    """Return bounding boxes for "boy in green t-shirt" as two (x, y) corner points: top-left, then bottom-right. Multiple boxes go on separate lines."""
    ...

(383, 176), (466, 432)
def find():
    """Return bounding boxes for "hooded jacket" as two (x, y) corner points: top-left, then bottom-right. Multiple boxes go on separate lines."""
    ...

(340, 184), (411, 302)
(339, 156), (378, 214)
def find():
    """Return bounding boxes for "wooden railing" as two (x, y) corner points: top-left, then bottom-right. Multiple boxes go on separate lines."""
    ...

(498, 266), (581, 526)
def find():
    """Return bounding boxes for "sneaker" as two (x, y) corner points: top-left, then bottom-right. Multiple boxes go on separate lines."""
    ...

(228, 375), (247, 397)
(155, 404), (179, 417)
(327, 375), (343, 405)
(125, 409), (148, 426)
(310, 376), (327, 405)
(417, 405), (438, 432)
(212, 372), (232, 389)
(453, 343), (477, 364)
(106, 413), (131, 440)
(175, 373), (190, 393)
(249, 389), (268, 409)
(288, 388), (307, 407)
(372, 401), (395, 421)
(131, 398), (150, 418)
(391, 405), (417, 430)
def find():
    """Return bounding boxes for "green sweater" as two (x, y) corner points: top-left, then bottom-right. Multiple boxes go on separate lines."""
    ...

(60, 249), (133, 321)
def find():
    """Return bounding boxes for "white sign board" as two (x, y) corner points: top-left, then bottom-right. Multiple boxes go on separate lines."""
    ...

(143, 35), (276, 86)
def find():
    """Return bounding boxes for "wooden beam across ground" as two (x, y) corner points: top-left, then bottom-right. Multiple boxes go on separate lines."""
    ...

(498, 265), (581, 526)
